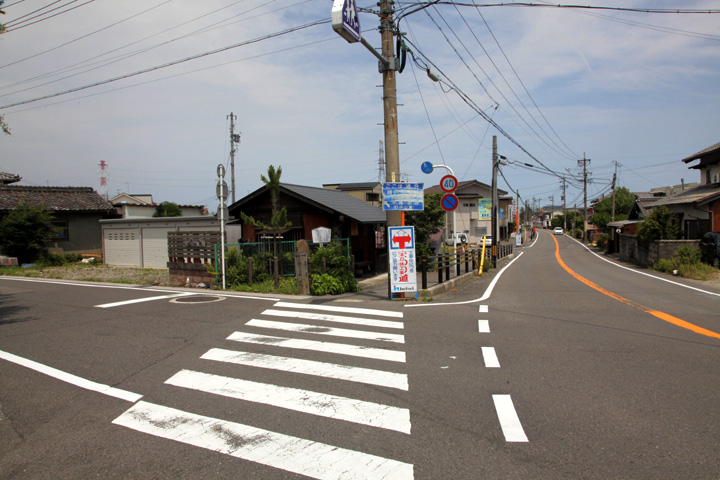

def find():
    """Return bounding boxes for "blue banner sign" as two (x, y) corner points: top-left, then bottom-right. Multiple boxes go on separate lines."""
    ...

(382, 183), (424, 211)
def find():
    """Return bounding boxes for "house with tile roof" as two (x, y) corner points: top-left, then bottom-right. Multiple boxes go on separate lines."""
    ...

(229, 183), (386, 271)
(0, 185), (116, 256)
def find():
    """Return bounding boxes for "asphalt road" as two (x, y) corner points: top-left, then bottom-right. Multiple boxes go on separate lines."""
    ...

(0, 231), (718, 479)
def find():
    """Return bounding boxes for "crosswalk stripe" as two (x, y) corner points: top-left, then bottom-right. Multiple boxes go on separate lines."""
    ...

(201, 348), (409, 391)
(113, 401), (414, 480)
(166, 369), (411, 434)
(246, 319), (405, 344)
(227, 331), (406, 363)
(273, 301), (403, 318)
(261, 309), (404, 329)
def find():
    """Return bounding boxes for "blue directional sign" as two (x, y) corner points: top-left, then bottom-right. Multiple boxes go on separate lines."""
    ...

(331, 0), (361, 43)
(382, 183), (424, 211)
(420, 161), (434, 174)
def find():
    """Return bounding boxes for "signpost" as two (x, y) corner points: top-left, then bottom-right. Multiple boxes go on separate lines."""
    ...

(382, 182), (424, 211)
(388, 226), (417, 300)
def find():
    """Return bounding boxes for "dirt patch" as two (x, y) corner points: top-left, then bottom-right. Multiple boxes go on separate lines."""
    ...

(1, 265), (175, 286)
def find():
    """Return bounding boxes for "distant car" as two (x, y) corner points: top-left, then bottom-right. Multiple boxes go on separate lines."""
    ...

(553, 227), (563, 235)
(482, 235), (492, 246)
(445, 233), (468, 245)
(698, 232), (720, 268)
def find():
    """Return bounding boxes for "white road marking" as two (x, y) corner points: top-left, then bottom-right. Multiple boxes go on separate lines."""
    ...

(478, 320), (490, 333)
(406, 252), (524, 307)
(262, 308), (404, 329)
(227, 331), (406, 363)
(113, 401), (414, 480)
(166, 370), (411, 434)
(274, 301), (403, 318)
(246, 319), (405, 343)
(0, 349), (142, 403)
(492, 394), (528, 442)
(201, 348), (408, 391)
(94, 293), (194, 308)
(479, 305), (488, 313)
(481, 347), (500, 368)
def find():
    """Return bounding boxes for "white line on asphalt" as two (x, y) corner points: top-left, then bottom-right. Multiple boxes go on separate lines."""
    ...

(262, 309), (404, 329)
(274, 301), (403, 318)
(0, 349), (142, 403)
(201, 348), (409, 391)
(406, 252), (525, 307)
(481, 347), (500, 368)
(94, 293), (194, 308)
(246, 319), (405, 343)
(479, 305), (488, 313)
(166, 369), (411, 434)
(113, 401), (414, 480)
(478, 320), (490, 333)
(492, 394), (529, 442)
(568, 236), (720, 298)
(227, 331), (406, 363)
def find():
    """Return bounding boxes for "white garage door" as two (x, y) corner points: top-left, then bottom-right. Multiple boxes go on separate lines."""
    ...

(104, 229), (141, 267)
(142, 228), (172, 268)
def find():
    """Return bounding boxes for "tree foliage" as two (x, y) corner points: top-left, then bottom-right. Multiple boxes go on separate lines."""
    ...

(153, 201), (182, 217)
(404, 193), (445, 257)
(0, 203), (57, 263)
(638, 206), (679, 245)
(241, 165), (292, 232)
(589, 187), (635, 229)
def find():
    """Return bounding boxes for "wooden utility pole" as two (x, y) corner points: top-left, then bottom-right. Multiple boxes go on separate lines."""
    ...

(578, 155), (591, 241)
(611, 161), (618, 222)
(380, 0), (401, 229)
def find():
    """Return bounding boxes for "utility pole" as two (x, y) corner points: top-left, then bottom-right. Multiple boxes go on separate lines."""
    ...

(380, 0), (401, 230)
(562, 176), (567, 231)
(491, 136), (498, 268)
(550, 195), (554, 228)
(611, 161), (618, 222)
(578, 154), (591, 242)
(516, 190), (520, 234)
(228, 113), (240, 204)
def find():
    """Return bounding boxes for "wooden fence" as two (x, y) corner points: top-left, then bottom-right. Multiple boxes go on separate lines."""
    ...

(167, 231), (222, 285)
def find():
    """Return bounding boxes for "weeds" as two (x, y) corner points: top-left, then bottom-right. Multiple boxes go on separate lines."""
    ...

(653, 246), (719, 280)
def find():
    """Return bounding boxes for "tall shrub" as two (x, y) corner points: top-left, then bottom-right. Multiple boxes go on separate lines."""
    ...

(0, 203), (57, 263)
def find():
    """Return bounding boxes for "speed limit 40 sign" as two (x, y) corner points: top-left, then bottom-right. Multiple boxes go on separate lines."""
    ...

(440, 174), (458, 193)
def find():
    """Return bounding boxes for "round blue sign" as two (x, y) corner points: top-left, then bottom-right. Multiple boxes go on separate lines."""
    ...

(441, 193), (459, 212)
(421, 161), (434, 174)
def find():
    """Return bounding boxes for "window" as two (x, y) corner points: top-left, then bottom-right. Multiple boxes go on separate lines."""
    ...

(366, 193), (380, 202)
(51, 221), (69, 241)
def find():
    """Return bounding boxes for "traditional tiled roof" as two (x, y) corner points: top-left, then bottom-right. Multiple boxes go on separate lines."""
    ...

(681, 141), (720, 163)
(646, 183), (720, 208)
(0, 171), (21, 185)
(0, 186), (114, 212)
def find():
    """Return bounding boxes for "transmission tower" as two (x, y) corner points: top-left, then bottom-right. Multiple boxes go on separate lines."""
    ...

(98, 160), (108, 199)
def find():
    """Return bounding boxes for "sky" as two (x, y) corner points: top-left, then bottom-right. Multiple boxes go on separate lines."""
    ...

(0, 0), (718, 213)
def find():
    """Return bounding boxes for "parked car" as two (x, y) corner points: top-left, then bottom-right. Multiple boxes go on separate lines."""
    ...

(553, 227), (563, 235)
(698, 231), (720, 268)
(445, 232), (468, 245)
(481, 235), (492, 246)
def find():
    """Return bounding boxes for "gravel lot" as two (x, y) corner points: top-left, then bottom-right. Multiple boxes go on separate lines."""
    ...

(1, 265), (175, 286)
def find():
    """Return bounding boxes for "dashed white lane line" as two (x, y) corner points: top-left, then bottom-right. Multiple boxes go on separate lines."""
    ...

(0, 349), (142, 403)
(492, 394), (529, 442)
(113, 401), (414, 480)
(481, 347), (500, 368)
(479, 305), (489, 313)
(227, 331), (406, 363)
(274, 301), (404, 318)
(201, 348), (409, 391)
(166, 369), (411, 434)
(478, 320), (490, 333)
(246, 319), (405, 343)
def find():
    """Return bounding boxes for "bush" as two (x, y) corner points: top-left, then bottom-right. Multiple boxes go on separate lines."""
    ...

(638, 206), (679, 245)
(596, 234), (609, 250)
(310, 242), (358, 294)
(652, 246), (715, 280)
(310, 274), (346, 295)
(0, 203), (57, 263)
(224, 246), (269, 286)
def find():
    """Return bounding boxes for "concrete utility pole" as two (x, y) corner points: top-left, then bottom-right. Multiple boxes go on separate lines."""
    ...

(550, 195), (554, 228)
(578, 154), (591, 242)
(562, 176), (567, 231)
(491, 136), (498, 268)
(228, 113), (240, 204)
(380, 0), (401, 230)
(611, 161), (618, 223)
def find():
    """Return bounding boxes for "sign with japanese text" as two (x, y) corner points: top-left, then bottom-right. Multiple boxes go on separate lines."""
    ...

(382, 182), (424, 211)
(388, 226), (417, 295)
(331, 0), (361, 43)
(478, 199), (492, 219)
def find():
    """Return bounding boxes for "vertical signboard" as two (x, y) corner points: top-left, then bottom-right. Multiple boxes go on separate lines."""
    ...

(388, 226), (417, 299)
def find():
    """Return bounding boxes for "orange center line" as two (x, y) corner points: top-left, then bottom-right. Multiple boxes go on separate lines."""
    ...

(550, 233), (720, 340)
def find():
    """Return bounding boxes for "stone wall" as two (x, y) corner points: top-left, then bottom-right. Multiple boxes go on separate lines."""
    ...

(618, 235), (699, 267)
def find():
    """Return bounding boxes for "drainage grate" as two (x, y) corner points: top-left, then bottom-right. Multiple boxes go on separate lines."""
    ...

(170, 295), (225, 304)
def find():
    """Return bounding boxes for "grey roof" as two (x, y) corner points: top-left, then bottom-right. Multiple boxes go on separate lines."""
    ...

(282, 183), (386, 223)
(681, 141), (720, 164)
(0, 171), (21, 185)
(0, 186), (114, 212)
(646, 183), (720, 207)
(328, 182), (380, 191)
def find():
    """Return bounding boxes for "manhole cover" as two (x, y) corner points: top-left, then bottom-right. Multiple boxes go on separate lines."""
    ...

(170, 295), (225, 304)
